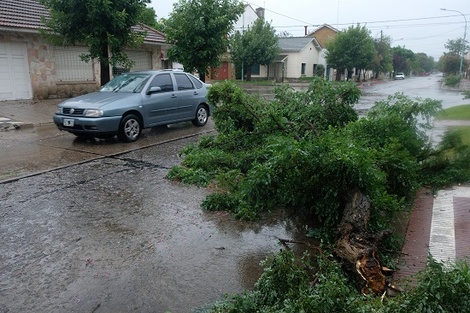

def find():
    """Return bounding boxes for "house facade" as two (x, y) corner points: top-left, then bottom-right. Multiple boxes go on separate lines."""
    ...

(0, 0), (169, 101)
(248, 24), (338, 82)
(307, 24), (338, 49)
(208, 4), (263, 81)
(252, 37), (324, 82)
(307, 24), (338, 81)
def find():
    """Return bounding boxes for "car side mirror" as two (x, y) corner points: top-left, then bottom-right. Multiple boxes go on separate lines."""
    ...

(147, 86), (162, 95)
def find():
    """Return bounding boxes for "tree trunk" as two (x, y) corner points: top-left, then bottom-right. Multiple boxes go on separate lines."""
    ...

(245, 66), (252, 81)
(335, 188), (396, 296)
(100, 42), (111, 86)
(335, 69), (342, 81)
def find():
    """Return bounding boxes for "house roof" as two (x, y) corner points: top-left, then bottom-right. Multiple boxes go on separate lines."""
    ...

(0, 0), (166, 44)
(0, 0), (49, 30)
(278, 37), (321, 52)
(308, 24), (339, 36)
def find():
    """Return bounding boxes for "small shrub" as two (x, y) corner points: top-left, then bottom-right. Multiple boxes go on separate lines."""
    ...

(384, 257), (470, 313)
(444, 74), (461, 87)
(463, 89), (470, 99)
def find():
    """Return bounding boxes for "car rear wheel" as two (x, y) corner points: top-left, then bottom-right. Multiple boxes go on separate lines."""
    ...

(118, 114), (142, 142)
(192, 105), (208, 127)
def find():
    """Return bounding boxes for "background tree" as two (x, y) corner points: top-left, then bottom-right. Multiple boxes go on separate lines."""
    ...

(438, 53), (462, 76)
(371, 34), (393, 79)
(325, 24), (376, 81)
(413, 53), (435, 75)
(164, 0), (244, 82)
(439, 38), (469, 76)
(391, 46), (415, 74)
(229, 18), (280, 81)
(138, 6), (165, 31)
(445, 38), (470, 55)
(40, 0), (150, 85)
(278, 31), (293, 37)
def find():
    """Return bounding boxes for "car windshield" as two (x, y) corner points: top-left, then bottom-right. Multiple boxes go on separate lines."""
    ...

(100, 73), (151, 93)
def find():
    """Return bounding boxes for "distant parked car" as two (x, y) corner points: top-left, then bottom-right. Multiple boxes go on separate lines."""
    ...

(395, 72), (405, 80)
(53, 70), (211, 142)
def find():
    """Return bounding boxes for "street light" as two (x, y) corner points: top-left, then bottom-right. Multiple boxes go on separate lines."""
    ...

(441, 8), (468, 77)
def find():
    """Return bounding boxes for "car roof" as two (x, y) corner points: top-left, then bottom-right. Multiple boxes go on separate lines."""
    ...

(127, 69), (186, 75)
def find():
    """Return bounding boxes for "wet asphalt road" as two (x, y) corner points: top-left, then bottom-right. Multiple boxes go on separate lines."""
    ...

(0, 121), (312, 312)
(1, 74), (467, 312)
(1, 133), (312, 312)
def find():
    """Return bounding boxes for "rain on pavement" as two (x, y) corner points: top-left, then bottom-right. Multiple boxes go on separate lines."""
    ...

(1, 74), (467, 312)
(1, 126), (314, 312)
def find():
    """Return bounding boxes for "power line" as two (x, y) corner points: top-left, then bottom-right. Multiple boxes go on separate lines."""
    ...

(245, 0), (468, 31)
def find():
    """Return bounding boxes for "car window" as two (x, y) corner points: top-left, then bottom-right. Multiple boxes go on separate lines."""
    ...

(149, 73), (174, 92)
(188, 74), (203, 89)
(100, 74), (151, 93)
(174, 73), (194, 90)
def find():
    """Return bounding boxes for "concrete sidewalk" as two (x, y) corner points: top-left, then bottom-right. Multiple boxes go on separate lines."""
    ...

(0, 98), (63, 130)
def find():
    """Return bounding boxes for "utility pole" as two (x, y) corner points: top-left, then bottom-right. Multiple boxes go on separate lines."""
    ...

(441, 8), (468, 78)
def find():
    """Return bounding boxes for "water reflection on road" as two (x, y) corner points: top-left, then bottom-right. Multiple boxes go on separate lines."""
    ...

(244, 74), (466, 113)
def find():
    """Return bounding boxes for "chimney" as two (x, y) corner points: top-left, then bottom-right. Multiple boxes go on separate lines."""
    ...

(305, 26), (308, 36)
(256, 7), (265, 19)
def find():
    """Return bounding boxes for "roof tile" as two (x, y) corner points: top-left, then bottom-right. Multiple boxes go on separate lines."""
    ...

(0, 0), (165, 44)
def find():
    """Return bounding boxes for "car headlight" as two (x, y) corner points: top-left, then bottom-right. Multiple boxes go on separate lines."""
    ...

(84, 109), (104, 117)
(55, 107), (63, 114)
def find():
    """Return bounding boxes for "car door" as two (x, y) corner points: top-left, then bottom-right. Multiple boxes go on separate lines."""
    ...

(142, 73), (177, 126)
(173, 73), (200, 119)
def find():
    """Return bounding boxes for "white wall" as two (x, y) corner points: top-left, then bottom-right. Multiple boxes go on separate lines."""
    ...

(234, 5), (259, 33)
(284, 42), (321, 78)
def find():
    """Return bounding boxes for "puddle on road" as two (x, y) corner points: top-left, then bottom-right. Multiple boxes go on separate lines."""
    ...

(144, 201), (317, 312)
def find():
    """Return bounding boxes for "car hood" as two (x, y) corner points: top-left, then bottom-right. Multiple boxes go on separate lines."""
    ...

(59, 92), (139, 109)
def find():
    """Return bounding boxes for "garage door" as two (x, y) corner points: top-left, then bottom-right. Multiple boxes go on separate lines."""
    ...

(0, 41), (32, 100)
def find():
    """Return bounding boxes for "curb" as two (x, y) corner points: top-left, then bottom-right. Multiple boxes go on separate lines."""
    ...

(0, 120), (34, 131)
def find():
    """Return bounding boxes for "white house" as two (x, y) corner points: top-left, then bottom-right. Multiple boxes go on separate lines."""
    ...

(253, 37), (324, 82)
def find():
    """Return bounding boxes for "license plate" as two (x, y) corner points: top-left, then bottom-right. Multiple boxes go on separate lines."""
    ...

(63, 118), (74, 127)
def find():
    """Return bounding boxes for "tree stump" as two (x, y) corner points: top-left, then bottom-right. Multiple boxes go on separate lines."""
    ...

(334, 188), (395, 296)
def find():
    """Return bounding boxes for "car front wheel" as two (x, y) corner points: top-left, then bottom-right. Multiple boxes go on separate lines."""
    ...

(192, 105), (209, 127)
(118, 114), (142, 142)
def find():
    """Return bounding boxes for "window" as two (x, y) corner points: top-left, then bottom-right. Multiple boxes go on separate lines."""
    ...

(174, 73), (194, 90)
(100, 73), (151, 93)
(188, 74), (203, 89)
(150, 73), (174, 92)
(301, 63), (306, 75)
(251, 64), (260, 75)
(55, 47), (94, 82)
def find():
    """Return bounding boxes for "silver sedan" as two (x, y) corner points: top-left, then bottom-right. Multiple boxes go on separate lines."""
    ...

(53, 69), (211, 142)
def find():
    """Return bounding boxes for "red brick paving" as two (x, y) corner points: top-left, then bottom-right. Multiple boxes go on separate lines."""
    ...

(394, 188), (433, 283)
(454, 197), (470, 261)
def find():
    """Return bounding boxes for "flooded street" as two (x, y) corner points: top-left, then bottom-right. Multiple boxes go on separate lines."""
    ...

(1, 75), (467, 312)
(356, 74), (466, 111)
(0, 136), (312, 313)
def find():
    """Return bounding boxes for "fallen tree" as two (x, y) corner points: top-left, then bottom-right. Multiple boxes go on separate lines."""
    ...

(167, 79), (470, 295)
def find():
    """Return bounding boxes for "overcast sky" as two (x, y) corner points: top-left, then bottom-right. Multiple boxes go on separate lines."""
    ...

(150, 0), (468, 60)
